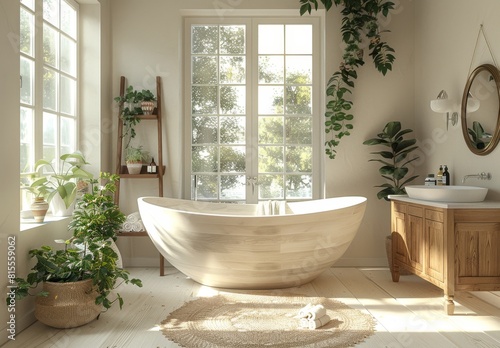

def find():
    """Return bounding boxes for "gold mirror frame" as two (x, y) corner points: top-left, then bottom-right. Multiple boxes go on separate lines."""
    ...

(461, 64), (500, 155)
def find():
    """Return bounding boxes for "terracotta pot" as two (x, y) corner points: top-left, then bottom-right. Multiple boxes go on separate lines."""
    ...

(35, 279), (102, 328)
(141, 101), (155, 115)
(30, 197), (49, 222)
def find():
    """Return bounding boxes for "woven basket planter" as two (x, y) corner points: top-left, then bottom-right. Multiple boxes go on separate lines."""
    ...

(35, 279), (102, 328)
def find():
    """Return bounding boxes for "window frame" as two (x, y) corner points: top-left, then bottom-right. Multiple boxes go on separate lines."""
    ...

(183, 12), (324, 202)
(20, 0), (79, 212)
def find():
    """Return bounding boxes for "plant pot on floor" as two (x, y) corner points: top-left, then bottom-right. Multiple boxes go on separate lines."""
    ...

(35, 279), (102, 328)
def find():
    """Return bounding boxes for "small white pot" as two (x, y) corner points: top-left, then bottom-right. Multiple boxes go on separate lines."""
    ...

(50, 193), (75, 217)
(126, 162), (143, 175)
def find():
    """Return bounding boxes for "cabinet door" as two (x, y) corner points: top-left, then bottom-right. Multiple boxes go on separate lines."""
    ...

(426, 218), (445, 282)
(456, 222), (500, 286)
(406, 213), (424, 272)
(392, 211), (409, 265)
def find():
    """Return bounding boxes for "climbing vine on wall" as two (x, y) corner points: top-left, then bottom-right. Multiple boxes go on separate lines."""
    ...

(299, 0), (396, 159)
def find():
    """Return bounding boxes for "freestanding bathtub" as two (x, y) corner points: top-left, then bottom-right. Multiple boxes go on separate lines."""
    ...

(138, 196), (367, 289)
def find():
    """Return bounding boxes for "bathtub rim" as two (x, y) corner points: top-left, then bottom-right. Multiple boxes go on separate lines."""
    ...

(137, 196), (367, 218)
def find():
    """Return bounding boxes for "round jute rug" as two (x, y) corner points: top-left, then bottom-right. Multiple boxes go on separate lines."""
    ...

(159, 291), (375, 348)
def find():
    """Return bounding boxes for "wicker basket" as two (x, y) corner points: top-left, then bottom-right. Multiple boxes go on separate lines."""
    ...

(35, 279), (102, 328)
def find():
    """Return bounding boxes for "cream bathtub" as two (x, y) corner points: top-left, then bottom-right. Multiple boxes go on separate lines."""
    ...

(138, 196), (367, 289)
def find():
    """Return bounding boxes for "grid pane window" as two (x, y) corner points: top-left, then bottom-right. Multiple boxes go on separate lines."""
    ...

(188, 19), (319, 203)
(20, 0), (78, 211)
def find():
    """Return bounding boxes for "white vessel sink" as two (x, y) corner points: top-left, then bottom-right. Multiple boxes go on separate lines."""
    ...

(405, 185), (488, 203)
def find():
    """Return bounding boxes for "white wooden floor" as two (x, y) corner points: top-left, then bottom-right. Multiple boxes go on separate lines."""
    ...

(2, 267), (500, 348)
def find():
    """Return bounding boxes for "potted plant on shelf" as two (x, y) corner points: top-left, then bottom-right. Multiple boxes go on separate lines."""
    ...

(29, 152), (93, 217)
(363, 121), (420, 275)
(138, 89), (156, 115)
(125, 146), (149, 175)
(115, 86), (156, 148)
(8, 173), (143, 329)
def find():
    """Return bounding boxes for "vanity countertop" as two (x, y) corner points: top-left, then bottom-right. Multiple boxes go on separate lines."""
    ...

(388, 195), (500, 209)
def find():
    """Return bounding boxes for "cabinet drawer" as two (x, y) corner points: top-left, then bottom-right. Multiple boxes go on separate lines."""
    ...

(393, 202), (406, 213)
(426, 209), (444, 222)
(407, 205), (423, 217)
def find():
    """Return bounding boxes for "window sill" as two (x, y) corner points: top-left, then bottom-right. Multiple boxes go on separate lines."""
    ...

(20, 215), (71, 232)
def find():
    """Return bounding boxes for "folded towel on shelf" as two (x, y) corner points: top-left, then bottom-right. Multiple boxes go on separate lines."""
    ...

(125, 211), (141, 223)
(121, 212), (145, 232)
(299, 314), (331, 330)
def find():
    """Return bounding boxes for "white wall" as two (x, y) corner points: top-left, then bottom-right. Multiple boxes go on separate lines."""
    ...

(414, 0), (500, 201)
(0, 1), (21, 344)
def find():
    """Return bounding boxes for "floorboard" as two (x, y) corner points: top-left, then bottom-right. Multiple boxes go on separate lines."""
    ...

(2, 267), (499, 348)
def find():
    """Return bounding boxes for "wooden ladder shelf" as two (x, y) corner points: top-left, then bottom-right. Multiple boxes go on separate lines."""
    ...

(114, 75), (166, 276)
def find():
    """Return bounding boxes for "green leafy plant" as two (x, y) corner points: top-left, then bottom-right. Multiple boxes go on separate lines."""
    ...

(27, 152), (93, 209)
(125, 145), (149, 164)
(468, 121), (491, 150)
(363, 121), (419, 200)
(9, 173), (143, 311)
(300, 0), (396, 159)
(114, 86), (157, 148)
(114, 86), (143, 149)
(138, 89), (156, 102)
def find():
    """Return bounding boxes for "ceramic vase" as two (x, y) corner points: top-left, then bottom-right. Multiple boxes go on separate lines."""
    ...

(126, 162), (143, 175)
(49, 192), (76, 217)
(141, 101), (155, 115)
(35, 279), (102, 328)
(30, 197), (49, 223)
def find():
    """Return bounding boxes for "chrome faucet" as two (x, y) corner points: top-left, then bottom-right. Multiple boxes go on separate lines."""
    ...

(462, 172), (492, 184)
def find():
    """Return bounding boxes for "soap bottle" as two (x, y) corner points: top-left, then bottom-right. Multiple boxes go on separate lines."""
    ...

(436, 165), (443, 186)
(443, 165), (450, 186)
(425, 174), (436, 186)
(149, 157), (157, 174)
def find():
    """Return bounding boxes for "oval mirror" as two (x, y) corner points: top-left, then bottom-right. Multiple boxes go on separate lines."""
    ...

(461, 64), (500, 155)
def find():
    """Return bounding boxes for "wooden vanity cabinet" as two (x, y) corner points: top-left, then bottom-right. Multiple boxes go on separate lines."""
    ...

(391, 199), (500, 314)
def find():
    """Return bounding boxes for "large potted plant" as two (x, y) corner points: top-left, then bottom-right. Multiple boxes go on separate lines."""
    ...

(363, 121), (419, 274)
(29, 152), (93, 216)
(363, 121), (419, 200)
(9, 173), (143, 328)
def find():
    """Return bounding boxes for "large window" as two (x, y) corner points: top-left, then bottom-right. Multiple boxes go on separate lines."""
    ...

(185, 17), (321, 203)
(20, 0), (78, 175)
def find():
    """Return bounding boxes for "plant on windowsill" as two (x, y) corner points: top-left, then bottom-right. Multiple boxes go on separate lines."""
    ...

(21, 175), (51, 223)
(125, 145), (149, 175)
(28, 152), (93, 217)
(300, 0), (396, 159)
(8, 173), (143, 329)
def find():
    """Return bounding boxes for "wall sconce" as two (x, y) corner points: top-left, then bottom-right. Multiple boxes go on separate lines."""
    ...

(466, 92), (480, 113)
(430, 90), (458, 130)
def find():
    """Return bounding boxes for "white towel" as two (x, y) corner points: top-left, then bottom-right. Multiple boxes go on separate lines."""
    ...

(303, 304), (326, 320)
(126, 212), (141, 223)
(299, 314), (331, 330)
(297, 303), (313, 318)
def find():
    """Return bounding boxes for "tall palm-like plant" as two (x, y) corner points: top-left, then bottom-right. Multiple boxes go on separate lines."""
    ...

(363, 121), (419, 200)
